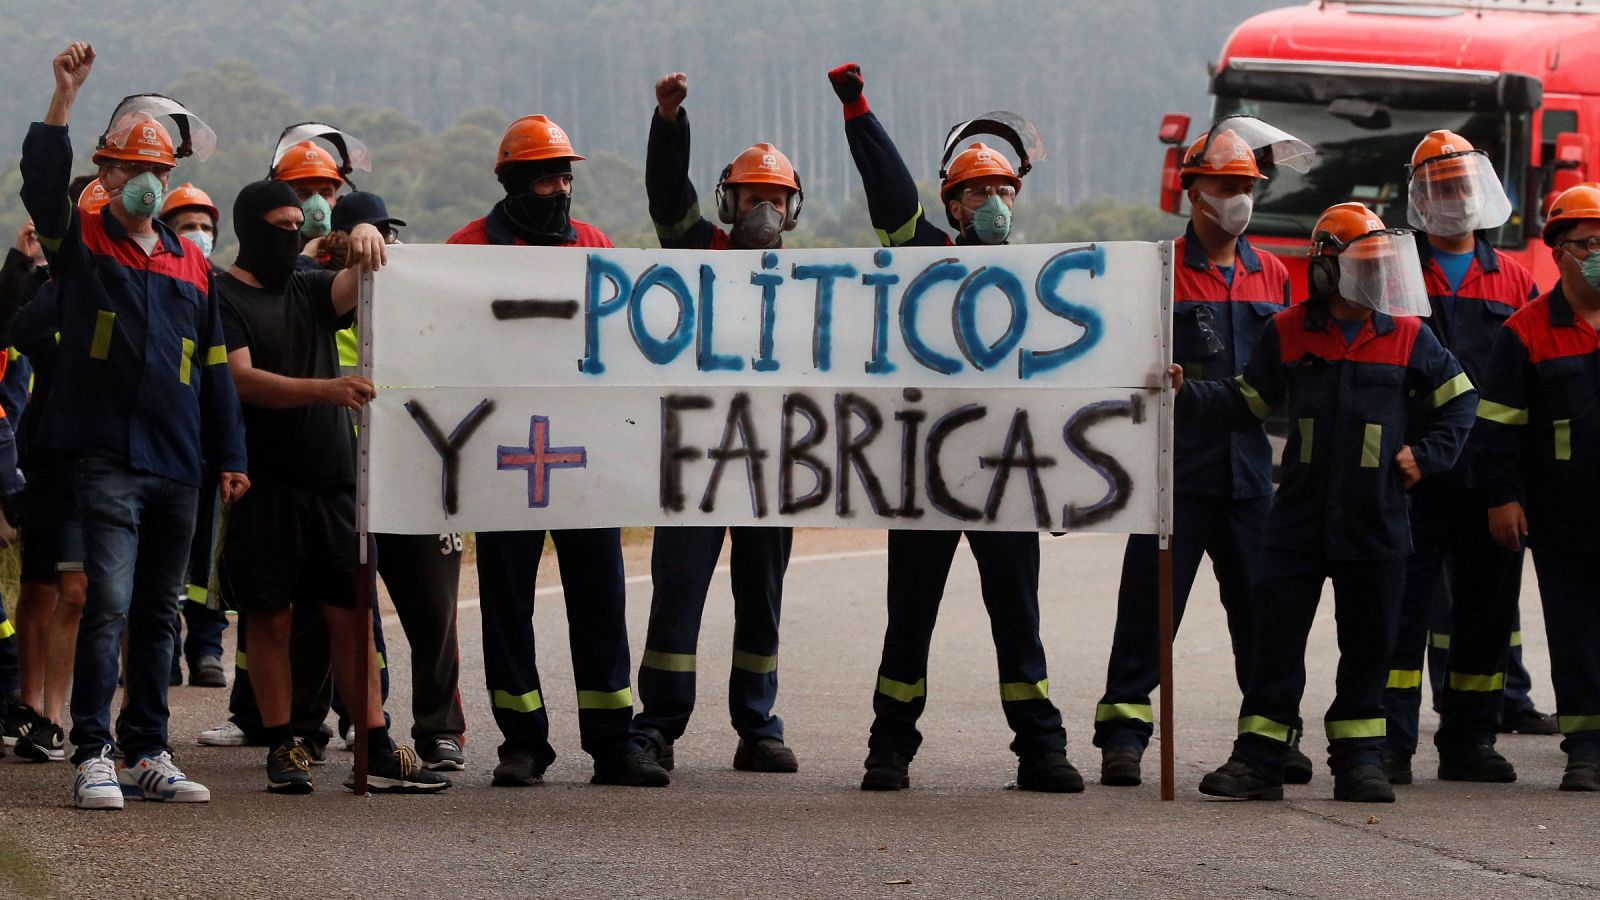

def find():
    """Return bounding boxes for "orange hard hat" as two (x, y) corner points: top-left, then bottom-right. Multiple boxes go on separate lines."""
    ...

(495, 115), (585, 172)
(160, 182), (219, 222)
(1542, 181), (1600, 246)
(78, 178), (111, 214)
(722, 143), (800, 191)
(1312, 202), (1393, 260)
(1181, 129), (1265, 182)
(92, 112), (176, 169)
(939, 142), (1021, 200)
(1410, 130), (1478, 181)
(272, 141), (344, 183)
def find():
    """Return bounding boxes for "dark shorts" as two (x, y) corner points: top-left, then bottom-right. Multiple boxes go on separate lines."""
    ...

(19, 452), (85, 584)
(219, 482), (360, 613)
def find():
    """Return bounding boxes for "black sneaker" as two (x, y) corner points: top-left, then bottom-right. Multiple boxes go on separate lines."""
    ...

(188, 655), (227, 688)
(1501, 708), (1560, 736)
(1560, 758), (1600, 792)
(492, 748), (545, 787)
(592, 749), (671, 787)
(1100, 747), (1142, 787)
(861, 750), (912, 791)
(1333, 764), (1396, 802)
(636, 725), (675, 772)
(1016, 751), (1085, 793)
(15, 713), (65, 763)
(267, 741), (314, 795)
(0, 702), (26, 751)
(733, 737), (799, 773)
(357, 744), (451, 793)
(1284, 746), (1314, 785)
(1438, 743), (1517, 783)
(1199, 758), (1283, 800)
(298, 735), (328, 767)
(419, 736), (466, 771)
(1381, 750), (1413, 786)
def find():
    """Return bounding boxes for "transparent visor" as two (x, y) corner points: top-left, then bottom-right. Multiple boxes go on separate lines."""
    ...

(940, 111), (1047, 178)
(1202, 114), (1315, 174)
(270, 122), (373, 174)
(1405, 151), (1512, 235)
(103, 94), (216, 162)
(1337, 232), (1431, 318)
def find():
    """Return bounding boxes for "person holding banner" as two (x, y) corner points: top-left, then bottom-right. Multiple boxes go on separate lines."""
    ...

(630, 71), (800, 775)
(1179, 201), (1476, 803)
(1381, 130), (1537, 787)
(21, 43), (249, 810)
(828, 62), (1079, 793)
(1473, 182), (1600, 792)
(447, 114), (670, 788)
(1094, 121), (1313, 789)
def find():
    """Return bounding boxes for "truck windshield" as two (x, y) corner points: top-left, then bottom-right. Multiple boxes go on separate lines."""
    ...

(1213, 96), (1529, 246)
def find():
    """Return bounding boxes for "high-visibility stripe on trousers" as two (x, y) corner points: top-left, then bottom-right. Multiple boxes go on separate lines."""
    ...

(1528, 548), (1600, 761)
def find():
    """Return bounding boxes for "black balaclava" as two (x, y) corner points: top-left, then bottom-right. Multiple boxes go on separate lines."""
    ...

(493, 159), (574, 245)
(233, 179), (305, 292)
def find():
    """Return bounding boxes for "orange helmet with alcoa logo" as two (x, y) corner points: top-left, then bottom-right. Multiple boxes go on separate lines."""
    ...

(939, 142), (1021, 200)
(496, 115), (586, 172)
(1410, 130), (1478, 181)
(272, 141), (343, 183)
(722, 143), (799, 190)
(92, 113), (176, 169)
(1543, 182), (1600, 246)
(1180, 129), (1264, 184)
(1312, 202), (1394, 260)
(78, 178), (112, 214)
(160, 183), (218, 222)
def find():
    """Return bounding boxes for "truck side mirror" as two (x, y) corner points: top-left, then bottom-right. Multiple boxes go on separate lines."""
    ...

(1545, 132), (1592, 221)
(1158, 113), (1191, 214)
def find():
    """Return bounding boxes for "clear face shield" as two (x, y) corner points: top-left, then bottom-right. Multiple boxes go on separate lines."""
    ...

(938, 111), (1049, 181)
(1405, 150), (1512, 236)
(269, 122), (373, 181)
(1198, 114), (1315, 176)
(100, 94), (217, 162)
(1336, 230), (1432, 318)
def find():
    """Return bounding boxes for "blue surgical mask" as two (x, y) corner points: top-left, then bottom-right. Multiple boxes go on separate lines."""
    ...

(180, 228), (214, 259)
(119, 171), (164, 219)
(300, 194), (332, 239)
(971, 193), (1011, 245)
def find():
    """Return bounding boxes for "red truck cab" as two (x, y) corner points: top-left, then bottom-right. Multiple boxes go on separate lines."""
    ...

(1160, 0), (1600, 293)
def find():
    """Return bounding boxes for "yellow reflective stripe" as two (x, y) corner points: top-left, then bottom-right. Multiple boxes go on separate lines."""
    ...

(5, 347), (17, 362)
(1554, 419), (1572, 461)
(999, 678), (1049, 702)
(206, 344), (228, 366)
(1298, 418), (1314, 463)
(576, 687), (633, 710)
(1510, 630), (1523, 648)
(1361, 423), (1383, 468)
(179, 337), (195, 385)
(1429, 631), (1452, 650)
(1326, 718), (1386, 740)
(235, 651), (248, 671)
(731, 650), (778, 674)
(875, 205), (924, 248)
(336, 328), (358, 370)
(377, 652), (387, 671)
(1429, 371), (1474, 409)
(876, 675), (926, 703)
(1386, 669), (1423, 689)
(1477, 399), (1528, 426)
(1095, 702), (1153, 723)
(1235, 375), (1271, 420)
(185, 584), (208, 603)
(0, 619), (15, 640)
(37, 234), (61, 253)
(89, 310), (116, 360)
(656, 202), (703, 241)
(1448, 671), (1505, 692)
(641, 649), (696, 673)
(1238, 715), (1294, 743)
(1559, 715), (1600, 734)
(492, 689), (544, 713)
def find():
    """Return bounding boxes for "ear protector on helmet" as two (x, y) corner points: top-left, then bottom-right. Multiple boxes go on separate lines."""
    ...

(715, 167), (804, 229)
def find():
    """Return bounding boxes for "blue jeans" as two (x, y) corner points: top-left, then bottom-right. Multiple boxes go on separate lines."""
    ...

(68, 457), (199, 764)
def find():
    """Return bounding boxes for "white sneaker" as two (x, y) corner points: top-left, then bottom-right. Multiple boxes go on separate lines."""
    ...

(198, 721), (248, 746)
(119, 751), (211, 802)
(74, 747), (125, 810)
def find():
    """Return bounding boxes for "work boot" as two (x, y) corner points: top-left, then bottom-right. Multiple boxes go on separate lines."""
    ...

(1438, 743), (1517, 783)
(591, 750), (671, 787)
(189, 655), (226, 688)
(861, 750), (911, 791)
(636, 726), (674, 772)
(1381, 750), (1413, 786)
(733, 737), (798, 773)
(491, 748), (545, 787)
(1100, 747), (1142, 787)
(1016, 751), (1085, 793)
(1284, 746), (1314, 785)
(1333, 764), (1395, 803)
(1198, 758), (1282, 800)
(1501, 708), (1560, 735)
(1559, 758), (1600, 792)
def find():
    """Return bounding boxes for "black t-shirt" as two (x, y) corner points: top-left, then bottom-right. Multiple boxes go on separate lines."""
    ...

(217, 269), (355, 488)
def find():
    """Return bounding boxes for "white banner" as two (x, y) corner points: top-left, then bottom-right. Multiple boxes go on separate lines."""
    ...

(361, 242), (1173, 535)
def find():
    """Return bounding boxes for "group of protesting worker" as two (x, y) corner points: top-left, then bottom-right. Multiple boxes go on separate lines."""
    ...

(1, 41), (1597, 811)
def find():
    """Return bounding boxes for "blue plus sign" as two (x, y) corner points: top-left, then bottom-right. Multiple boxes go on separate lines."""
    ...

(497, 415), (587, 509)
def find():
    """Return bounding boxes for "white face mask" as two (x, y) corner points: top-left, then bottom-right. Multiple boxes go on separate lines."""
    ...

(1420, 193), (1485, 237)
(1199, 191), (1253, 236)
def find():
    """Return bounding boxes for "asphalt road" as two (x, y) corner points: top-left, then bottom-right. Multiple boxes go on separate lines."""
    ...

(1, 531), (1595, 898)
